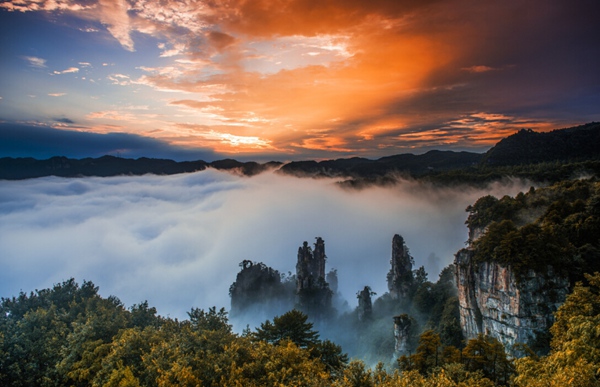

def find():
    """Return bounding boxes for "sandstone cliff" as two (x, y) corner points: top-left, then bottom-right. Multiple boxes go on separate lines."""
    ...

(387, 234), (414, 300)
(455, 243), (569, 356)
(296, 238), (327, 292)
(393, 314), (414, 355)
(356, 286), (374, 322)
(455, 179), (600, 356)
(296, 237), (334, 318)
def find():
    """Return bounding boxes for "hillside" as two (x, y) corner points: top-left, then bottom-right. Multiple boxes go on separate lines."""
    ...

(481, 122), (600, 166)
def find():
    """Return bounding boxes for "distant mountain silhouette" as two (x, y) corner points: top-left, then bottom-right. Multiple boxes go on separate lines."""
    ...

(279, 122), (600, 180)
(278, 150), (482, 178)
(1, 122), (598, 181)
(0, 155), (280, 180)
(480, 122), (600, 166)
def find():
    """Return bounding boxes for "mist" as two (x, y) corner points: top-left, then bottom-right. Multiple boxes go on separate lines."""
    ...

(0, 170), (531, 325)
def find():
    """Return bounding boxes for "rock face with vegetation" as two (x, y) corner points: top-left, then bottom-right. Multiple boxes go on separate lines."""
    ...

(356, 286), (374, 321)
(455, 179), (600, 355)
(387, 234), (415, 300)
(393, 314), (414, 355)
(228, 237), (336, 321)
(3, 275), (599, 386)
(296, 237), (334, 317)
(296, 238), (327, 291)
(456, 248), (569, 354)
(229, 260), (294, 320)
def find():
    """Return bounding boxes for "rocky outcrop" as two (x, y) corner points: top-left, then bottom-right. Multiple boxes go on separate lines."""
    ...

(387, 234), (414, 300)
(296, 237), (333, 318)
(229, 260), (294, 318)
(393, 314), (415, 355)
(356, 286), (373, 321)
(296, 238), (327, 292)
(455, 248), (569, 355)
(326, 269), (339, 294)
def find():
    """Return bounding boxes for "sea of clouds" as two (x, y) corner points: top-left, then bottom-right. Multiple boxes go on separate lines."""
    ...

(0, 170), (531, 325)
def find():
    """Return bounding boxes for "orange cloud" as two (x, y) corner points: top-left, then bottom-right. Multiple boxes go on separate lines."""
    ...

(146, 20), (453, 155)
(207, 0), (440, 37)
(5, 0), (596, 157)
(98, 0), (134, 51)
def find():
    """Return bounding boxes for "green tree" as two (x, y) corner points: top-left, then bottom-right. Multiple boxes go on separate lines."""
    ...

(188, 306), (231, 333)
(57, 295), (131, 386)
(399, 330), (442, 375)
(0, 278), (130, 387)
(462, 334), (512, 384)
(309, 339), (349, 376)
(255, 309), (320, 348)
(129, 301), (160, 328)
(438, 297), (463, 348)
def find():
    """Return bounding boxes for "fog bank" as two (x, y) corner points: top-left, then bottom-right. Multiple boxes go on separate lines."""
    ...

(0, 170), (531, 323)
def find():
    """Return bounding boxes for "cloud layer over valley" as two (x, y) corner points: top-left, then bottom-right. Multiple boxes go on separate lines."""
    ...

(0, 171), (531, 324)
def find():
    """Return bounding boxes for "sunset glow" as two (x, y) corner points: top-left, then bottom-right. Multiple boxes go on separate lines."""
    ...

(1, 0), (599, 160)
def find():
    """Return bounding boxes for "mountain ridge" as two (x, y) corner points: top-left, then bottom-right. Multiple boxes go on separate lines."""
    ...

(1, 122), (598, 180)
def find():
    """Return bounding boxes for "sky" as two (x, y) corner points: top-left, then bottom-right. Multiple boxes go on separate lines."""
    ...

(1, 0), (599, 161)
(0, 170), (531, 323)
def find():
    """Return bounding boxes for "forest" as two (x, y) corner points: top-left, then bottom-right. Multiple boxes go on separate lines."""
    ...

(1, 271), (599, 386)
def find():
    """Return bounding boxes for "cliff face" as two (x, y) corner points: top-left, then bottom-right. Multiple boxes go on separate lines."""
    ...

(296, 237), (333, 318)
(229, 260), (294, 319)
(296, 238), (326, 292)
(455, 247), (569, 355)
(393, 314), (415, 355)
(387, 234), (414, 300)
(356, 286), (373, 322)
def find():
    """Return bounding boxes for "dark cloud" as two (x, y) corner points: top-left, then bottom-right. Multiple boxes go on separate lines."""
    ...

(0, 123), (219, 161)
(207, 30), (237, 50)
(53, 117), (75, 124)
(408, 1), (600, 119)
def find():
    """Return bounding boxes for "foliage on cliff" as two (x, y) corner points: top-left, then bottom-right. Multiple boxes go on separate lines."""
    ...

(466, 179), (600, 282)
(513, 272), (600, 387)
(229, 239), (338, 325)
